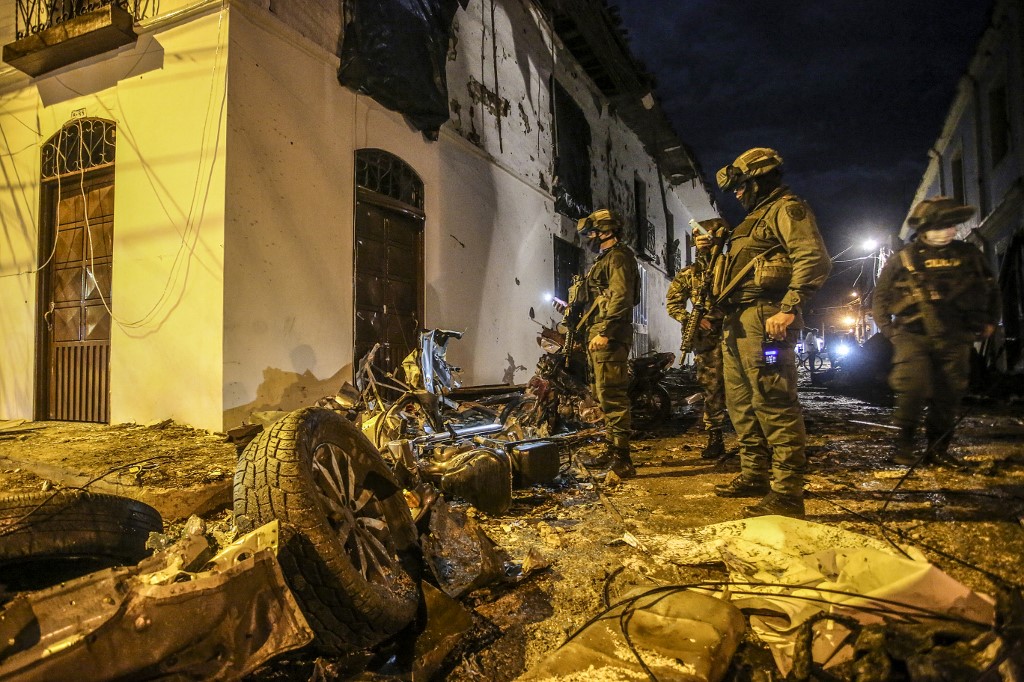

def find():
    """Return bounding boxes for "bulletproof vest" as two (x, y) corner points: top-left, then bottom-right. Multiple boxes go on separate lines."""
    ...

(892, 242), (991, 332)
(719, 197), (786, 295)
(586, 243), (641, 306)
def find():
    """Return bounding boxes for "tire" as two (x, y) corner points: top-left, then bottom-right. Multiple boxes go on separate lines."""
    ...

(810, 355), (825, 371)
(0, 490), (162, 567)
(233, 407), (420, 654)
(630, 385), (672, 424)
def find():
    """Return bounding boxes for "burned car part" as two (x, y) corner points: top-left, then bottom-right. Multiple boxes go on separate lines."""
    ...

(420, 499), (506, 598)
(0, 491), (162, 590)
(419, 445), (513, 516)
(0, 520), (313, 681)
(628, 351), (675, 424)
(234, 407), (421, 654)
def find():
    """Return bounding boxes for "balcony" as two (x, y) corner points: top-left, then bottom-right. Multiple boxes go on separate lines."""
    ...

(3, 1), (154, 77)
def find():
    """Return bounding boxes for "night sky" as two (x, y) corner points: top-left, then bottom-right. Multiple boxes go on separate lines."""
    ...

(614, 0), (994, 308)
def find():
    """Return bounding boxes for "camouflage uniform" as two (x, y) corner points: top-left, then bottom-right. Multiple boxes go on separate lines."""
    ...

(583, 242), (641, 458)
(872, 233), (1000, 460)
(666, 265), (725, 432)
(715, 187), (830, 499)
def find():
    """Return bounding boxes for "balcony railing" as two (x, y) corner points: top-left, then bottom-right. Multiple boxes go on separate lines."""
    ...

(5, 0), (158, 77)
(14, 0), (155, 40)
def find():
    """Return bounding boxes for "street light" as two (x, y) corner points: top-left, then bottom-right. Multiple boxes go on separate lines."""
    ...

(831, 237), (879, 261)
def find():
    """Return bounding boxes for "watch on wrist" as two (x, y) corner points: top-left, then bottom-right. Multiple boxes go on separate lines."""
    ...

(780, 304), (795, 314)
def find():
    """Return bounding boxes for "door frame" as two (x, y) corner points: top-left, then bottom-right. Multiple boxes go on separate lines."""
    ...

(352, 186), (426, 380)
(34, 167), (115, 421)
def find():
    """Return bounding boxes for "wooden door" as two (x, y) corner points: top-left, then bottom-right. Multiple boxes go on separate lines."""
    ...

(41, 175), (114, 422)
(353, 200), (424, 379)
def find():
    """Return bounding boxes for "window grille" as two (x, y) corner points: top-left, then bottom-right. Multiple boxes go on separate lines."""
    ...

(632, 264), (649, 356)
(41, 118), (116, 181)
(355, 149), (424, 211)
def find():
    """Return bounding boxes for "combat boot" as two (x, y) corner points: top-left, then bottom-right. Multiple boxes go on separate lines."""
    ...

(925, 433), (957, 466)
(606, 452), (636, 479)
(744, 491), (805, 519)
(891, 427), (918, 466)
(714, 475), (770, 498)
(700, 429), (726, 459)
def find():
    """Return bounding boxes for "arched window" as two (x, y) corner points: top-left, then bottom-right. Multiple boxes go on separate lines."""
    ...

(355, 149), (423, 213)
(41, 117), (116, 181)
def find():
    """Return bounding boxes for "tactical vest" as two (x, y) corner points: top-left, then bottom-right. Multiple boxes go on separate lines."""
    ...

(713, 195), (793, 304)
(888, 241), (994, 337)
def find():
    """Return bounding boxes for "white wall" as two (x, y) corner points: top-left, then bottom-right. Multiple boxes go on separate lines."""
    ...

(222, 6), (363, 429)
(0, 7), (229, 429)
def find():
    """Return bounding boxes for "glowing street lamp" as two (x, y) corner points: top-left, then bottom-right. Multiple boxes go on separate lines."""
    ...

(832, 236), (880, 261)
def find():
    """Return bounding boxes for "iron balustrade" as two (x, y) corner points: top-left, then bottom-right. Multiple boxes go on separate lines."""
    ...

(13, 0), (156, 40)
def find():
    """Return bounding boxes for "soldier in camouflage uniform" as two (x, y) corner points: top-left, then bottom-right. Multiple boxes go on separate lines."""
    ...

(666, 219), (728, 459)
(574, 209), (641, 478)
(710, 148), (831, 519)
(872, 197), (1000, 466)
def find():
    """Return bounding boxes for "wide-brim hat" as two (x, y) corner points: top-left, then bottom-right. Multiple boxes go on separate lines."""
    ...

(907, 196), (976, 231)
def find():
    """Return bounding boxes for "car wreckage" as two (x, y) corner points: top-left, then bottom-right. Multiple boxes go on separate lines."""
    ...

(2, 328), (1024, 680)
(0, 329), (605, 678)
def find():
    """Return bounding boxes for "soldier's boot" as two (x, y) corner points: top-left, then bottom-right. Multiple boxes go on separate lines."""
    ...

(605, 434), (636, 479)
(714, 474), (770, 498)
(925, 432), (957, 466)
(891, 426), (918, 466)
(605, 449), (636, 479)
(744, 490), (805, 519)
(700, 429), (726, 460)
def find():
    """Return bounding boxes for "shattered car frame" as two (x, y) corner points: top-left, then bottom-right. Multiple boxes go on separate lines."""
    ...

(0, 520), (313, 681)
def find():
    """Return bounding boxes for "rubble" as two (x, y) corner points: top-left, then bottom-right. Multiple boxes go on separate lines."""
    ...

(1, 365), (1022, 680)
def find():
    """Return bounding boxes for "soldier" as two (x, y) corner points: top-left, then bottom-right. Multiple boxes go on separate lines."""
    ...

(666, 219), (729, 459)
(573, 209), (641, 478)
(710, 147), (831, 518)
(871, 196), (1000, 466)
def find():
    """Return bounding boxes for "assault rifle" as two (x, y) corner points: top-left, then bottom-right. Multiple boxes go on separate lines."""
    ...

(680, 220), (726, 355)
(556, 275), (601, 368)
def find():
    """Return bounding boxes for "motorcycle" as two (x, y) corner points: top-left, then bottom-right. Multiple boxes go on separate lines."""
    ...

(502, 324), (674, 438)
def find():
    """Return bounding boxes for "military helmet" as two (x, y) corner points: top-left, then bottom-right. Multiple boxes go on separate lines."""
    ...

(716, 147), (784, 191)
(577, 208), (623, 236)
(907, 196), (976, 232)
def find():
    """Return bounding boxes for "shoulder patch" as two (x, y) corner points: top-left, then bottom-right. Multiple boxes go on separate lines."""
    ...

(785, 203), (807, 221)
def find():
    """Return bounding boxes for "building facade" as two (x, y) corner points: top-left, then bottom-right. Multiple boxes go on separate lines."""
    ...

(0, 0), (717, 431)
(901, 0), (1024, 371)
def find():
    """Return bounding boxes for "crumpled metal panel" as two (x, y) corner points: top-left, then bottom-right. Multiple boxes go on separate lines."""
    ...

(420, 499), (505, 599)
(0, 522), (313, 681)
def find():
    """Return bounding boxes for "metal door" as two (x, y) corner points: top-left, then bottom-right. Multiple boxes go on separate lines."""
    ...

(353, 200), (424, 378)
(41, 175), (114, 422)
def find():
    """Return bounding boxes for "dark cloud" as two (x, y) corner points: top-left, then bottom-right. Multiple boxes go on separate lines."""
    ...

(616, 0), (993, 252)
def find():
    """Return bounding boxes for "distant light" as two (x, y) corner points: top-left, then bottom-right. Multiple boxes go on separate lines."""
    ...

(841, 316), (856, 326)
(835, 343), (852, 357)
(850, 291), (859, 297)
(861, 238), (879, 250)
(543, 292), (553, 302)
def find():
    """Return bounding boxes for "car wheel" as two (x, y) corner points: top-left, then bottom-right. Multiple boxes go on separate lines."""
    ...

(233, 407), (419, 654)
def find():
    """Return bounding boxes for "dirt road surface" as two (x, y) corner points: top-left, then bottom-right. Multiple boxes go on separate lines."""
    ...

(2, 371), (1023, 680)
